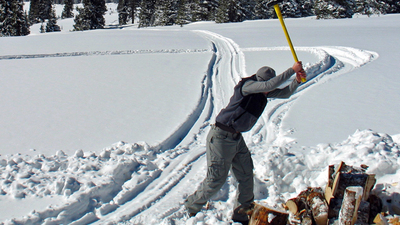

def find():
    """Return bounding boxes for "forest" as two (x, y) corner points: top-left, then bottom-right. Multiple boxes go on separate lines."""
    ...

(1, 0), (400, 36)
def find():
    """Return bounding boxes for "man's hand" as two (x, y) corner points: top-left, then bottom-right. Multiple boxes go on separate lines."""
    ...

(292, 61), (303, 73)
(292, 61), (306, 83)
(296, 70), (307, 83)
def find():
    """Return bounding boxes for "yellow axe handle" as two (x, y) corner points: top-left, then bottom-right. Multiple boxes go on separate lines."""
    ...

(273, 4), (306, 82)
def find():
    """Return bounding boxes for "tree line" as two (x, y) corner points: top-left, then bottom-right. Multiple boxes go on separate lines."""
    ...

(1, 0), (399, 36)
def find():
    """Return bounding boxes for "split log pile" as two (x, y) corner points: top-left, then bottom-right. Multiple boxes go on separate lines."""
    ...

(247, 161), (388, 225)
(285, 187), (328, 225)
(285, 161), (382, 225)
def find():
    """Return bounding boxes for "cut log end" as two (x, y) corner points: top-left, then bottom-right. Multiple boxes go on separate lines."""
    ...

(286, 200), (298, 215)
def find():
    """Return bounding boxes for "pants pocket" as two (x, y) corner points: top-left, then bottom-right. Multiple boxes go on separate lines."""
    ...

(206, 160), (227, 183)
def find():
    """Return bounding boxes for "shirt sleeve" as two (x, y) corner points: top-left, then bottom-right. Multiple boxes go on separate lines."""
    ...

(241, 67), (296, 96)
(266, 78), (299, 99)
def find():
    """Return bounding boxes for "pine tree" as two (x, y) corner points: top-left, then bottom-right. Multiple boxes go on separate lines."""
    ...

(254, 0), (272, 19)
(194, 0), (213, 21)
(215, 0), (229, 23)
(118, 0), (129, 25)
(154, 0), (177, 26)
(118, 0), (139, 25)
(353, 0), (380, 16)
(129, 0), (140, 23)
(0, 0), (30, 36)
(61, 0), (74, 19)
(40, 23), (45, 33)
(29, 0), (41, 23)
(176, 0), (190, 26)
(199, 0), (218, 21)
(46, 5), (61, 32)
(229, 0), (246, 22)
(73, 0), (107, 31)
(38, 0), (53, 22)
(138, 0), (156, 27)
(280, 0), (302, 18)
(299, 0), (315, 17)
(314, 0), (355, 19)
(379, 0), (400, 13)
(241, 0), (256, 20)
(187, 0), (202, 22)
(216, 0), (245, 23)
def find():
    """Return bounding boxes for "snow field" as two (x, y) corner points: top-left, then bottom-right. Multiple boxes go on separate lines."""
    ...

(1, 3), (399, 224)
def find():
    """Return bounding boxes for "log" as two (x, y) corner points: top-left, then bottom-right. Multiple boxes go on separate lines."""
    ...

(307, 191), (329, 225)
(248, 203), (289, 225)
(286, 197), (307, 215)
(389, 217), (400, 225)
(336, 173), (368, 199)
(286, 187), (328, 225)
(327, 165), (335, 188)
(325, 162), (345, 204)
(338, 186), (363, 225)
(355, 200), (370, 224)
(368, 194), (383, 224)
(325, 162), (375, 202)
(325, 161), (376, 223)
(328, 197), (343, 219)
(362, 174), (376, 201)
(373, 213), (389, 225)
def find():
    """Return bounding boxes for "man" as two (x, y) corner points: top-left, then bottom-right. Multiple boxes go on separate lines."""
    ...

(184, 62), (306, 224)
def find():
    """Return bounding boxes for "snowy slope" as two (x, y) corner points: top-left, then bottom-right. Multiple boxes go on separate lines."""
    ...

(0, 4), (399, 224)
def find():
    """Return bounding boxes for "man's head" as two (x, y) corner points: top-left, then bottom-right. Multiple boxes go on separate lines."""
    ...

(256, 66), (276, 81)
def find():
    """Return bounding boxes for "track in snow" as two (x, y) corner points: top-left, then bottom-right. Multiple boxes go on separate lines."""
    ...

(1, 30), (378, 224)
(0, 49), (209, 60)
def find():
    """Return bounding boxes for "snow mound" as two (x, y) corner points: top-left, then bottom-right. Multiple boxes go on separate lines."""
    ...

(0, 141), (161, 224)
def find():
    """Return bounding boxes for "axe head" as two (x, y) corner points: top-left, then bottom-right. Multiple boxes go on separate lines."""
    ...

(266, 0), (284, 7)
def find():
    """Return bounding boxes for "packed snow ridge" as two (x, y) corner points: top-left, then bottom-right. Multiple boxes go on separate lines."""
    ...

(0, 49), (210, 60)
(1, 29), (398, 225)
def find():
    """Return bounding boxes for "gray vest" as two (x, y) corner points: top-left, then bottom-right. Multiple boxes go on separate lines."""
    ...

(216, 75), (268, 133)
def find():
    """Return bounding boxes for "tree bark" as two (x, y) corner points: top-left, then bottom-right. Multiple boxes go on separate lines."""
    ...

(307, 191), (329, 225)
(338, 186), (363, 225)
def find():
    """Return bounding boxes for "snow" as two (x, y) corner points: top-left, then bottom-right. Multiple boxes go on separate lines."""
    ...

(0, 3), (399, 224)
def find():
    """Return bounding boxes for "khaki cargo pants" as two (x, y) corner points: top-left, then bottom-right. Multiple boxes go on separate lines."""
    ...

(185, 125), (254, 220)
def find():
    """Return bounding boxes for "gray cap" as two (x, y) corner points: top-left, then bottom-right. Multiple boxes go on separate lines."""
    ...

(256, 66), (276, 81)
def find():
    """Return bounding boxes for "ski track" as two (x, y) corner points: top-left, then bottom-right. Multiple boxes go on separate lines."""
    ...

(0, 49), (210, 60)
(0, 31), (378, 224)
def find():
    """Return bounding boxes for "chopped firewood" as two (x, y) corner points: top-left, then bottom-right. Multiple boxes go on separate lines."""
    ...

(286, 197), (307, 215)
(286, 187), (328, 225)
(338, 186), (363, 225)
(307, 190), (329, 225)
(248, 203), (289, 225)
(389, 217), (400, 225)
(328, 197), (343, 219)
(287, 162), (381, 225)
(325, 161), (376, 221)
(368, 194), (383, 224)
(373, 213), (389, 225)
(356, 200), (370, 224)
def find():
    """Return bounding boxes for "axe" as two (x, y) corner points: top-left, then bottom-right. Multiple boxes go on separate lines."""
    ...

(267, 0), (306, 82)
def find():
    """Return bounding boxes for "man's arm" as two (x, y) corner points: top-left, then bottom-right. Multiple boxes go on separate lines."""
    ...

(242, 62), (306, 97)
(266, 78), (299, 98)
(242, 67), (295, 96)
(268, 67), (306, 98)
